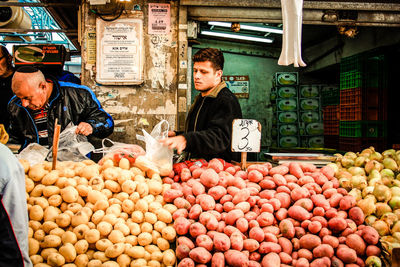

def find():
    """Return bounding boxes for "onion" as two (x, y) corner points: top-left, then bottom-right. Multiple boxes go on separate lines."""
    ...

(368, 178), (382, 187)
(344, 151), (357, 160)
(354, 156), (367, 167)
(368, 169), (382, 181)
(365, 215), (377, 226)
(357, 197), (376, 216)
(337, 169), (352, 180)
(380, 168), (395, 178)
(375, 203), (392, 218)
(348, 188), (362, 201)
(341, 157), (355, 168)
(381, 212), (398, 227)
(369, 151), (383, 161)
(365, 256), (382, 267)
(350, 175), (367, 190)
(348, 166), (366, 176)
(382, 149), (396, 158)
(383, 158), (398, 172)
(362, 186), (375, 198)
(392, 221), (400, 233)
(373, 184), (392, 203)
(389, 196), (400, 210)
(365, 160), (383, 174)
(372, 220), (390, 236)
(339, 177), (352, 191)
(326, 163), (339, 175)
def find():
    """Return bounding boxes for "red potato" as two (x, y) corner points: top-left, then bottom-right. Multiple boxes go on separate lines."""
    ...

(264, 232), (278, 243)
(225, 209), (245, 225)
(361, 226), (379, 245)
(192, 182), (206, 196)
(289, 162), (304, 178)
(208, 186), (227, 201)
(245, 212), (258, 221)
(174, 216), (191, 235)
(338, 236), (346, 244)
(219, 194), (233, 204)
(223, 225), (239, 237)
(189, 222), (207, 238)
(225, 166), (236, 175)
(259, 189), (276, 200)
(180, 168), (192, 181)
(208, 159), (224, 173)
(178, 258), (195, 267)
(297, 249), (313, 261)
(199, 212), (218, 231)
(259, 242), (282, 254)
(211, 252), (225, 267)
(231, 231), (244, 251)
(288, 206), (312, 221)
(272, 174), (287, 186)
(310, 172), (329, 186)
(313, 244), (334, 258)
(236, 202), (251, 213)
(299, 234), (322, 250)
(325, 208), (338, 219)
(248, 196), (260, 207)
(311, 216), (328, 228)
(284, 174), (298, 184)
(233, 178), (246, 189)
(348, 207), (364, 225)
(291, 188), (310, 202)
(274, 192), (291, 209)
(323, 188), (336, 198)
(249, 252), (261, 261)
(248, 170), (263, 183)
(259, 179), (276, 190)
(176, 244), (190, 259)
(311, 194), (330, 211)
(269, 165), (289, 176)
(276, 186), (291, 194)
(356, 257), (366, 267)
(322, 235), (339, 248)
(198, 194), (216, 211)
(227, 186), (240, 196)
(268, 198), (281, 211)
(261, 203), (274, 213)
(331, 256), (344, 267)
(186, 194), (196, 206)
(248, 164), (269, 176)
(294, 257), (310, 267)
(318, 228), (331, 239)
(249, 227), (265, 243)
(249, 261), (261, 267)
(257, 212), (275, 227)
(213, 232), (231, 252)
(320, 165), (334, 180)
(341, 227), (355, 237)
(224, 250), (249, 267)
(215, 203), (223, 213)
(234, 170), (248, 180)
(313, 207), (325, 217)
(217, 220), (226, 233)
(278, 237), (293, 255)
(189, 204), (203, 220)
(232, 189), (251, 204)
(244, 239), (260, 252)
(196, 234), (213, 251)
(171, 182), (183, 190)
(337, 188), (348, 195)
(301, 220), (311, 229)
(174, 197), (191, 210)
(308, 221), (322, 234)
(163, 189), (183, 202)
(309, 257), (331, 267)
(328, 217), (347, 232)
(295, 227), (306, 238)
(328, 193), (343, 208)
(261, 252), (281, 267)
(182, 184), (193, 197)
(339, 195), (356, 211)
(192, 167), (205, 178)
(292, 238), (301, 250)
(297, 176), (315, 186)
(247, 185), (261, 195)
(263, 226), (280, 235)
(223, 202), (235, 212)
(336, 247), (357, 263)
(173, 208), (189, 220)
(300, 162), (317, 172)
(177, 236), (195, 249)
(236, 217), (249, 233)
(287, 182), (300, 191)
(366, 245), (381, 256)
(275, 208), (288, 221)
(346, 234), (366, 255)
(189, 247), (212, 264)
(200, 168), (219, 188)
(279, 252), (292, 265)
(279, 219), (295, 239)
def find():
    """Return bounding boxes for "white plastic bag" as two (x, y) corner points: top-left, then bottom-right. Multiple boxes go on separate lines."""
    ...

(137, 120), (173, 176)
(17, 143), (49, 166)
(47, 124), (95, 161)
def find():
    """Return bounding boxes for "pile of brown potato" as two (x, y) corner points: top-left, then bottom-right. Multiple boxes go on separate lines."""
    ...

(22, 157), (177, 267)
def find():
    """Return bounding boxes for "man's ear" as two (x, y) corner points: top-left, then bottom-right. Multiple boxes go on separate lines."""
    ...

(216, 69), (223, 78)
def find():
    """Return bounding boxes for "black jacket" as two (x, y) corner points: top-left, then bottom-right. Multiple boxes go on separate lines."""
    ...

(7, 79), (114, 150)
(183, 81), (242, 162)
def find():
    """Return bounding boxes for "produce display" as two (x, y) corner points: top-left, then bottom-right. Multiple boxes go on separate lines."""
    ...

(23, 157), (177, 267)
(163, 158), (382, 266)
(333, 147), (400, 265)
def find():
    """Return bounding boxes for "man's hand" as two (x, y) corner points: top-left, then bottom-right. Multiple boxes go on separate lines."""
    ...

(76, 122), (93, 136)
(167, 131), (176, 137)
(159, 135), (187, 154)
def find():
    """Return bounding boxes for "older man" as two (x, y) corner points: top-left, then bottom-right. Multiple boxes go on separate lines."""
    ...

(8, 66), (114, 150)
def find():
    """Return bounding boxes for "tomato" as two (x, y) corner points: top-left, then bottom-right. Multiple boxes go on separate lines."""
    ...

(113, 153), (123, 163)
(123, 154), (136, 164)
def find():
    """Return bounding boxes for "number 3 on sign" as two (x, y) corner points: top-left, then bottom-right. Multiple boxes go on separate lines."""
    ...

(231, 119), (262, 153)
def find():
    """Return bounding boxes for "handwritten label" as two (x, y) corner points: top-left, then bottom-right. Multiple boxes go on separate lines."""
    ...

(231, 119), (261, 152)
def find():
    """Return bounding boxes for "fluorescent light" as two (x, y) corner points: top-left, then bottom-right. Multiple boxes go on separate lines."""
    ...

(208, 21), (283, 34)
(201, 30), (273, 43)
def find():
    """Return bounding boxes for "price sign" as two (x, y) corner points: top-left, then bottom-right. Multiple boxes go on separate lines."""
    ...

(231, 119), (261, 153)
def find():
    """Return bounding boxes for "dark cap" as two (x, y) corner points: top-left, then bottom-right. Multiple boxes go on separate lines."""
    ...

(15, 66), (39, 73)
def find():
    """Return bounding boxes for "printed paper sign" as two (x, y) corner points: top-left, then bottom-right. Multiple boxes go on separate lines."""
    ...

(222, 75), (249, 98)
(232, 119), (261, 152)
(148, 3), (170, 34)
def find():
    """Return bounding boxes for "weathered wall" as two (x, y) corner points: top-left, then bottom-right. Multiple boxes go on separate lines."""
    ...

(80, 1), (179, 147)
(192, 41), (297, 147)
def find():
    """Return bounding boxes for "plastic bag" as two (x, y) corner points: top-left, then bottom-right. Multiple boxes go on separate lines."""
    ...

(47, 125), (95, 162)
(136, 120), (173, 176)
(97, 138), (145, 167)
(16, 143), (49, 166)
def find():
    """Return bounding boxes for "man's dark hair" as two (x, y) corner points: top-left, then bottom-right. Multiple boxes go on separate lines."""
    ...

(0, 45), (14, 71)
(193, 48), (224, 71)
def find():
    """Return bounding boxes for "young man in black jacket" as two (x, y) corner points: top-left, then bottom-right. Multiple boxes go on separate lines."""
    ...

(8, 66), (114, 150)
(161, 48), (242, 162)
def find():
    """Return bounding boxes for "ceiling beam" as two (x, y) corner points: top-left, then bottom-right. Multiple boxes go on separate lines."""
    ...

(0, 2), (77, 8)
(0, 29), (78, 34)
(181, 0), (400, 12)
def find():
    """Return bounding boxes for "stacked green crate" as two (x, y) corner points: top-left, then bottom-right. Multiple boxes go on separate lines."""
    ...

(274, 72), (299, 148)
(298, 85), (324, 148)
(339, 50), (388, 151)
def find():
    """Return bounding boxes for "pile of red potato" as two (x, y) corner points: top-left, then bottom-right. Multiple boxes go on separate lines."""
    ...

(163, 159), (382, 267)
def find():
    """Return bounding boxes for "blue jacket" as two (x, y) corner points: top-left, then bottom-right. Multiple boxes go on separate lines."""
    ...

(7, 78), (114, 150)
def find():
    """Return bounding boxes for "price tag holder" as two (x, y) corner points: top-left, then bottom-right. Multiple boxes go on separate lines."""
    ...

(231, 119), (262, 169)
